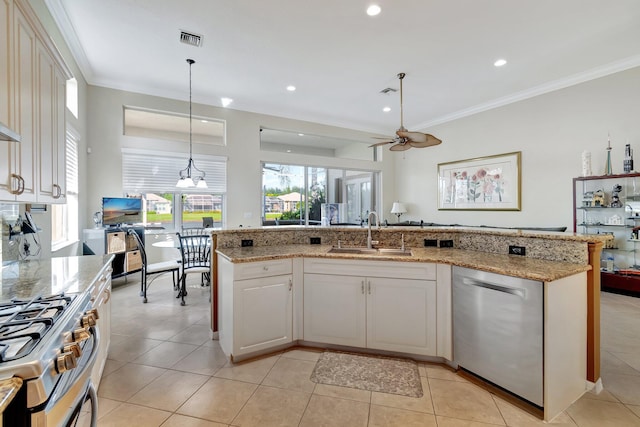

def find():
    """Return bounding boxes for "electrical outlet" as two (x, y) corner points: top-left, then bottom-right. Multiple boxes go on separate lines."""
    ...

(310, 237), (321, 245)
(424, 239), (438, 247)
(439, 240), (454, 248)
(241, 239), (253, 247)
(509, 245), (526, 256)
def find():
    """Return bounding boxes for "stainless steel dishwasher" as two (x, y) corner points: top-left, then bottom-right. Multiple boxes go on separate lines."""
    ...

(453, 266), (543, 407)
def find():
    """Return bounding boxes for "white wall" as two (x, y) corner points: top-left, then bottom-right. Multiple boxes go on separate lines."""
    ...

(394, 66), (640, 230)
(85, 86), (393, 228)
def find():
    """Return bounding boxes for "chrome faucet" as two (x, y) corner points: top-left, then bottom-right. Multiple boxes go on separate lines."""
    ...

(367, 211), (380, 249)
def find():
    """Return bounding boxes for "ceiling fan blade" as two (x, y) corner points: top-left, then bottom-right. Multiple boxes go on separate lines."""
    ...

(408, 134), (443, 148)
(390, 143), (411, 151)
(369, 140), (394, 147)
(371, 136), (395, 140)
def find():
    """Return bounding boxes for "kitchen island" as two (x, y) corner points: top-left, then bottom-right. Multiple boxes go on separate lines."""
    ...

(213, 226), (610, 421)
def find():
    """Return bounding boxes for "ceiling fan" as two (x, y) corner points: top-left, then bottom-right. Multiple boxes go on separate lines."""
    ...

(370, 73), (442, 151)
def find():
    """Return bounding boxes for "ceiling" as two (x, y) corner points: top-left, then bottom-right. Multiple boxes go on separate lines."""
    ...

(46, 0), (640, 135)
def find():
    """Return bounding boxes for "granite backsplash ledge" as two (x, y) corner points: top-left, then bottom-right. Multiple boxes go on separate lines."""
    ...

(213, 226), (611, 264)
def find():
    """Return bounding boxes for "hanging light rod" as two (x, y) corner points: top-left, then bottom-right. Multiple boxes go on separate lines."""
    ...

(177, 58), (208, 189)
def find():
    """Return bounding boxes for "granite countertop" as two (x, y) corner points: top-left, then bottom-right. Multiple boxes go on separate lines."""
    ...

(0, 254), (114, 303)
(213, 225), (613, 243)
(216, 244), (590, 282)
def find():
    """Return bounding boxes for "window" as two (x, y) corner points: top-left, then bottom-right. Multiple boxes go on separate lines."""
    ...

(51, 128), (79, 250)
(262, 162), (379, 225)
(123, 106), (225, 146)
(66, 78), (78, 119)
(122, 149), (227, 229)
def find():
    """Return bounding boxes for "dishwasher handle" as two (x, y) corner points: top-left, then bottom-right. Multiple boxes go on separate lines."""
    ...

(461, 277), (526, 299)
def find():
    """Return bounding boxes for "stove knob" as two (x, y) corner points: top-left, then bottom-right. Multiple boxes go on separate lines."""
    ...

(81, 314), (97, 328)
(72, 328), (91, 342)
(63, 342), (82, 358)
(56, 351), (78, 374)
(86, 308), (100, 320)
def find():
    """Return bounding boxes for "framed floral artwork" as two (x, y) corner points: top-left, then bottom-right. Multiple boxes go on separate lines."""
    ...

(437, 151), (521, 210)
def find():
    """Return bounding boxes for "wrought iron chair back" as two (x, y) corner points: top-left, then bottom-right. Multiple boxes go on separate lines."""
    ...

(126, 229), (180, 303)
(176, 233), (211, 305)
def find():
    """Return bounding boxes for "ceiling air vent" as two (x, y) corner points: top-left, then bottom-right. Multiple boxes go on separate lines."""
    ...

(379, 87), (398, 94)
(180, 31), (203, 47)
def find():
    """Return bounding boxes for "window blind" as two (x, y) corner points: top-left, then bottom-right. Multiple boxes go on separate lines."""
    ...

(122, 148), (227, 193)
(66, 129), (79, 194)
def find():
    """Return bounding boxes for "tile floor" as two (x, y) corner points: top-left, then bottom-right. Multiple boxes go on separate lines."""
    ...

(94, 274), (640, 426)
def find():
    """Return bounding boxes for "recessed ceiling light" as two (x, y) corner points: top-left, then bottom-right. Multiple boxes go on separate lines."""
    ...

(367, 4), (381, 16)
(286, 149), (292, 153)
(221, 97), (233, 107)
(383, 106), (391, 112)
(494, 58), (507, 67)
(298, 133), (304, 136)
(201, 119), (208, 123)
(287, 85), (296, 92)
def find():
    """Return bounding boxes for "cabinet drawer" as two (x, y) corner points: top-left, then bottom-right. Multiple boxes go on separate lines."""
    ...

(234, 259), (292, 280)
(304, 258), (436, 280)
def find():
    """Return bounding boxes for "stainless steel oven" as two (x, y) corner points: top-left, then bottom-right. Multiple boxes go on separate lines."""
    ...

(0, 292), (101, 427)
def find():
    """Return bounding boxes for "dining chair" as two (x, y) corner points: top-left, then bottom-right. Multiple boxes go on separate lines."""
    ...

(126, 229), (181, 303)
(181, 227), (206, 236)
(176, 233), (212, 306)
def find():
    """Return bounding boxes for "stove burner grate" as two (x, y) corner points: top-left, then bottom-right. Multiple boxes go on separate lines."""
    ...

(0, 294), (74, 362)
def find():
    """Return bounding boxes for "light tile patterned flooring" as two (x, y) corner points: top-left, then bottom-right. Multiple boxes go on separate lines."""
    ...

(96, 274), (640, 426)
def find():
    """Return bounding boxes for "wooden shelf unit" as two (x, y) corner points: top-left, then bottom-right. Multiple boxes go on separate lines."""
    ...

(105, 226), (144, 279)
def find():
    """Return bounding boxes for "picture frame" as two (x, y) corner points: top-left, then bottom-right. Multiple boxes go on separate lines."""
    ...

(437, 151), (521, 211)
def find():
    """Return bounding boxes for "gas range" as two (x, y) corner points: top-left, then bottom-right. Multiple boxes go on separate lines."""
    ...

(0, 291), (97, 408)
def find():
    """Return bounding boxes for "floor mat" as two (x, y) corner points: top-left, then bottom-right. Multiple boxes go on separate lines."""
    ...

(310, 351), (423, 397)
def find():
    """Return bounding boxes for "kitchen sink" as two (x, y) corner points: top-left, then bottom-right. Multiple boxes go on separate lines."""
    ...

(327, 247), (412, 256)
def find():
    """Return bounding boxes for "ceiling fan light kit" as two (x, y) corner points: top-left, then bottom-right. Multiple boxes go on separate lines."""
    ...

(371, 72), (442, 151)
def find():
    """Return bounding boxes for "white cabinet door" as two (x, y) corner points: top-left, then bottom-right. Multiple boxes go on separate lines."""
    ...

(303, 273), (366, 347)
(11, 2), (37, 202)
(36, 42), (66, 203)
(367, 277), (437, 355)
(0, 0), (14, 200)
(233, 274), (293, 355)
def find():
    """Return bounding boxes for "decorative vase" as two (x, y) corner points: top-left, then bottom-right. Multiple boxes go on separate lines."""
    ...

(581, 151), (592, 177)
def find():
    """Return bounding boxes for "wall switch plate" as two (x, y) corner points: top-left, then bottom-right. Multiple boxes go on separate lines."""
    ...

(424, 239), (438, 247)
(439, 240), (454, 248)
(310, 237), (321, 245)
(509, 245), (526, 256)
(241, 239), (253, 247)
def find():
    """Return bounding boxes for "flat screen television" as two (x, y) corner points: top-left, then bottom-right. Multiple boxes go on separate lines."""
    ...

(102, 197), (143, 226)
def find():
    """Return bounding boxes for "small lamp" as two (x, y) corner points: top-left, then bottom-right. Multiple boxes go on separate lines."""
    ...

(390, 202), (407, 222)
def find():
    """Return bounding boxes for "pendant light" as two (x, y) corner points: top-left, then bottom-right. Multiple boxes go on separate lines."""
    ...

(176, 58), (207, 189)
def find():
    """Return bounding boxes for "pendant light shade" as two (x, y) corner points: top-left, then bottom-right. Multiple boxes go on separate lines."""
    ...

(176, 58), (207, 189)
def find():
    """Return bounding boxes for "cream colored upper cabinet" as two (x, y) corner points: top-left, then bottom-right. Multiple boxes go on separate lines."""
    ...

(11, 0), (38, 202)
(0, 0), (70, 203)
(0, 0), (15, 200)
(37, 39), (66, 203)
